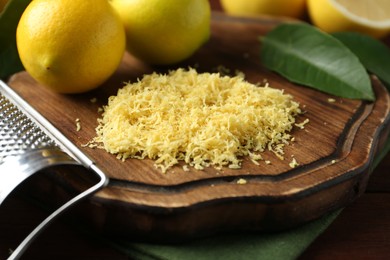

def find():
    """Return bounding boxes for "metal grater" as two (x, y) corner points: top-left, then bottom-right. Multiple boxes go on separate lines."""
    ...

(0, 92), (57, 164)
(0, 80), (108, 259)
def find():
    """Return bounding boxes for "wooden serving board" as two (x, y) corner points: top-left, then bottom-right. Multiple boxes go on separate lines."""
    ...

(8, 13), (390, 241)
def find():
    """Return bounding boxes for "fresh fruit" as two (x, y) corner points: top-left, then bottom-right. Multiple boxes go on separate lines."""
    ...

(307, 0), (390, 38)
(110, 0), (210, 65)
(220, 0), (306, 19)
(16, 0), (126, 93)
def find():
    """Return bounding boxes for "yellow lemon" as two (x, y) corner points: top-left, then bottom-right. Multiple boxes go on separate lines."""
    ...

(220, 0), (306, 19)
(307, 0), (390, 38)
(16, 0), (126, 94)
(110, 0), (211, 65)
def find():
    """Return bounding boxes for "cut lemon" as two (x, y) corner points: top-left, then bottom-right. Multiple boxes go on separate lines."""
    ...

(307, 0), (390, 38)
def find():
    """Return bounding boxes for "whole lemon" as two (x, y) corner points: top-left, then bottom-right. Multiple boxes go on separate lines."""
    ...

(308, 0), (390, 38)
(110, 0), (211, 65)
(16, 0), (126, 94)
(220, 0), (306, 19)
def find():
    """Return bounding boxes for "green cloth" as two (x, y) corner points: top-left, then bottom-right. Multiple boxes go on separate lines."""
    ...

(108, 210), (340, 260)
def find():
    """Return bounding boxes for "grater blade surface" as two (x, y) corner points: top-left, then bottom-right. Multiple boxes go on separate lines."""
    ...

(0, 92), (58, 164)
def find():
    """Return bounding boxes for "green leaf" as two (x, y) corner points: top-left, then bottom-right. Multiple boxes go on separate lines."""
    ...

(0, 0), (31, 80)
(260, 23), (375, 101)
(332, 31), (390, 91)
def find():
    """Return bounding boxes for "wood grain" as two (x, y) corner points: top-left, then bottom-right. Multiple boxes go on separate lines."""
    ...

(7, 13), (390, 241)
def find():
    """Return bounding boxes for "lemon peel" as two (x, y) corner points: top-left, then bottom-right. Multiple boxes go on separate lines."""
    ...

(93, 68), (302, 173)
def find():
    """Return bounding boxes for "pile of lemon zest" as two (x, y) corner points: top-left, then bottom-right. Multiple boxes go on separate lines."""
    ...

(92, 68), (302, 173)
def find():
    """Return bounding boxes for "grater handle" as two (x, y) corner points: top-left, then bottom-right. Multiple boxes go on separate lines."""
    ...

(4, 152), (108, 260)
(0, 148), (80, 205)
(0, 80), (108, 259)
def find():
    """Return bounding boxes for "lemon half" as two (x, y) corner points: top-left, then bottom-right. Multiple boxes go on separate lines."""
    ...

(308, 0), (390, 38)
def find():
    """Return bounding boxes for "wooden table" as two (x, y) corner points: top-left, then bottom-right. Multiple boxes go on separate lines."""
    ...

(300, 153), (390, 259)
(1, 1), (389, 259)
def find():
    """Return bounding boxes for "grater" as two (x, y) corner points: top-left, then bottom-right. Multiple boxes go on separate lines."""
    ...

(0, 80), (108, 259)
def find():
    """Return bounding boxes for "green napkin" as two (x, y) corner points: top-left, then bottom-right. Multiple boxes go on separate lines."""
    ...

(108, 210), (340, 260)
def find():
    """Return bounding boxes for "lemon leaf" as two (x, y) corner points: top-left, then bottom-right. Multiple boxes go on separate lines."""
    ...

(260, 23), (375, 101)
(332, 32), (390, 90)
(0, 0), (31, 80)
